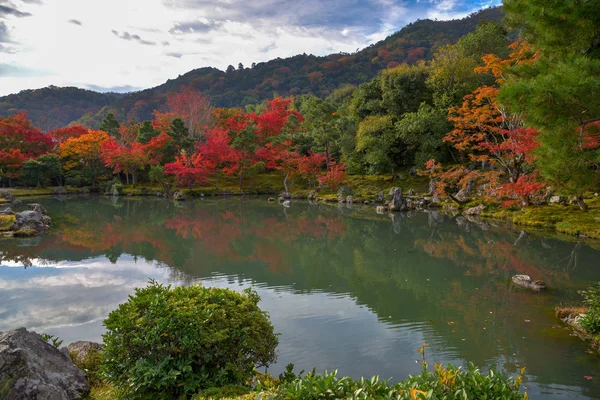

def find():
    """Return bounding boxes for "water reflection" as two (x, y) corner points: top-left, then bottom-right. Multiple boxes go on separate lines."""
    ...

(0, 197), (599, 399)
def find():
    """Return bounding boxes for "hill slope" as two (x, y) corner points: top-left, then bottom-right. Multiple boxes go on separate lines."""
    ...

(0, 7), (502, 130)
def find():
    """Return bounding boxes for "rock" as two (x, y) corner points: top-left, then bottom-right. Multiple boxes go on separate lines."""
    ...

(172, 191), (186, 201)
(375, 206), (387, 214)
(279, 192), (292, 200)
(428, 179), (438, 196)
(388, 187), (399, 196)
(595, 193), (599, 197)
(267, 197), (275, 203)
(374, 191), (385, 204)
(308, 192), (316, 201)
(28, 203), (47, 214)
(337, 195), (346, 203)
(346, 195), (355, 204)
(67, 341), (102, 365)
(10, 204), (51, 237)
(463, 205), (485, 216)
(282, 200), (291, 207)
(0, 189), (15, 203)
(363, 200), (370, 205)
(0, 207), (13, 215)
(110, 185), (120, 197)
(549, 195), (566, 205)
(409, 167), (417, 176)
(0, 328), (90, 399)
(512, 274), (546, 291)
(407, 189), (415, 196)
(388, 188), (408, 212)
(53, 187), (68, 196)
(337, 186), (353, 197)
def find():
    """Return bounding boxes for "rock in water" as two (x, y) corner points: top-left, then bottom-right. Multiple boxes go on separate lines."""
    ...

(10, 204), (51, 237)
(463, 205), (485, 216)
(512, 275), (546, 291)
(0, 328), (90, 399)
(53, 187), (68, 196)
(388, 188), (407, 212)
(172, 191), (186, 201)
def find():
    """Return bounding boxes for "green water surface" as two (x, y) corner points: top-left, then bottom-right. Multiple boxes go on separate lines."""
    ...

(0, 197), (599, 398)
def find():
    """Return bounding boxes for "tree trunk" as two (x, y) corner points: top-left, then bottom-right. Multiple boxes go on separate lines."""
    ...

(215, 171), (220, 191)
(238, 170), (243, 194)
(125, 173), (129, 185)
(132, 172), (136, 186)
(577, 195), (588, 211)
(283, 171), (290, 195)
(325, 142), (330, 171)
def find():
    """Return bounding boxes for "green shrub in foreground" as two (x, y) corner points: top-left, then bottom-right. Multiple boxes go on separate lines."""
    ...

(580, 282), (600, 335)
(101, 281), (278, 399)
(269, 362), (527, 399)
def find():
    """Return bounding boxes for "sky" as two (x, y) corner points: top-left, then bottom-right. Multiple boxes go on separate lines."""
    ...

(0, 0), (501, 96)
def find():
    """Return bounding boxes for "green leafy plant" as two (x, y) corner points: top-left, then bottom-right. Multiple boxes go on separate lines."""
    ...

(101, 280), (278, 399)
(580, 282), (600, 335)
(70, 347), (103, 386)
(40, 333), (63, 348)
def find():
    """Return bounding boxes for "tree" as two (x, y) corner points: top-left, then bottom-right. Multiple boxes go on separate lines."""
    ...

(196, 127), (240, 190)
(499, 2), (600, 209)
(167, 118), (192, 151)
(300, 96), (339, 170)
(48, 125), (88, 144)
(59, 130), (109, 187)
(137, 120), (159, 144)
(21, 154), (63, 187)
(99, 113), (120, 137)
(167, 87), (213, 139)
(256, 141), (301, 194)
(396, 103), (452, 167)
(0, 149), (26, 187)
(0, 113), (53, 158)
(380, 63), (431, 118)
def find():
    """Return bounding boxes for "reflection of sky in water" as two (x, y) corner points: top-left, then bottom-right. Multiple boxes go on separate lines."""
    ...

(0, 255), (593, 399)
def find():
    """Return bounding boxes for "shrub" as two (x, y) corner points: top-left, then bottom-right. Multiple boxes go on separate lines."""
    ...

(272, 363), (526, 399)
(580, 282), (600, 335)
(101, 281), (278, 399)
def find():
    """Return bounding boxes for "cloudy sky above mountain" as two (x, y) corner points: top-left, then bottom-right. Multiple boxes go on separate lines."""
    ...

(0, 0), (500, 96)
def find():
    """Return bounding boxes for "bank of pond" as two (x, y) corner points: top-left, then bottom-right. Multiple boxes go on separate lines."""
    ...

(0, 197), (599, 398)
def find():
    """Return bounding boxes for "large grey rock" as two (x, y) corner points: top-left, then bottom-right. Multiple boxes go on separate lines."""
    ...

(463, 205), (485, 216)
(512, 275), (546, 291)
(388, 188), (408, 212)
(10, 204), (51, 237)
(53, 187), (68, 196)
(67, 341), (102, 365)
(337, 186), (353, 196)
(172, 191), (186, 201)
(346, 195), (355, 204)
(0, 328), (90, 399)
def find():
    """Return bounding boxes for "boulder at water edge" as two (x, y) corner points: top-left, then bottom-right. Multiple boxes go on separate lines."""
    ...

(463, 205), (485, 216)
(512, 275), (546, 291)
(9, 204), (51, 237)
(172, 191), (186, 201)
(0, 328), (90, 400)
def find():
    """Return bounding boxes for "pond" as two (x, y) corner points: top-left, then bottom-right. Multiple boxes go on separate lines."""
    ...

(0, 197), (599, 398)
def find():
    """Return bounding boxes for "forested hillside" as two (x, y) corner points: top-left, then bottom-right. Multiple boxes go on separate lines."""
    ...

(0, 7), (501, 130)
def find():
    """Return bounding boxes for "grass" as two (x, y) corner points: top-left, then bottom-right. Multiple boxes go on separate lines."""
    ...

(483, 196), (600, 239)
(0, 214), (15, 232)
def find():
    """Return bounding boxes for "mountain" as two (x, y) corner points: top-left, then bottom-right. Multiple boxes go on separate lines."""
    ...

(0, 7), (502, 130)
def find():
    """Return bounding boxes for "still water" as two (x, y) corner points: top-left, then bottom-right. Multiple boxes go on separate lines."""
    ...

(0, 197), (599, 398)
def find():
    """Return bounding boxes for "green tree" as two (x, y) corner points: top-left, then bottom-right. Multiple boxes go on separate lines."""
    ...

(137, 120), (159, 144)
(20, 154), (63, 187)
(167, 117), (192, 151)
(396, 103), (452, 167)
(499, 0), (600, 209)
(380, 63), (431, 118)
(300, 96), (340, 170)
(355, 115), (405, 176)
(99, 113), (120, 138)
